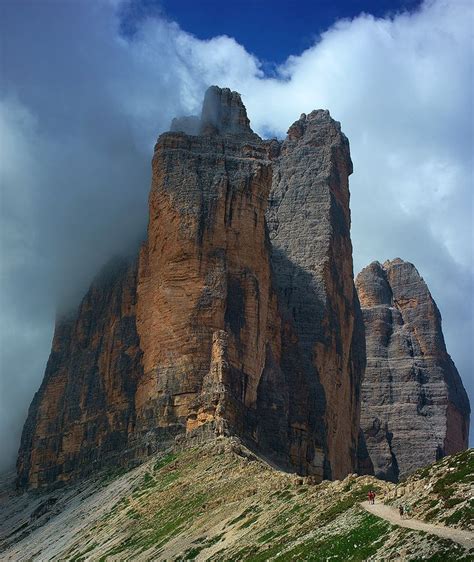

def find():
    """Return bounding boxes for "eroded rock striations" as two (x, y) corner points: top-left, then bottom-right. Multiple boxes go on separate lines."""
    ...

(356, 259), (470, 481)
(18, 86), (362, 488)
(17, 258), (141, 488)
(266, 111), (365, 478)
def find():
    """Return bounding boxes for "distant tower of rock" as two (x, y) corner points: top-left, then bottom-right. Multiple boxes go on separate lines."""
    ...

(356, 258), (470, 481)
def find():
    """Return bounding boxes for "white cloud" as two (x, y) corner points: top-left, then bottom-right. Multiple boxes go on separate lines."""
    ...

(0, 0), (472, 470)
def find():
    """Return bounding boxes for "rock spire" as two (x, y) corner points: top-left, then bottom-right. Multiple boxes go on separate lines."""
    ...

(356, 259), (470, 481)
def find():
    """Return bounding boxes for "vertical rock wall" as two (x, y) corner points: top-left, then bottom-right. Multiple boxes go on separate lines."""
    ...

(17, 87), (366, 488)
(134, 87), (276, 451)
(356, 259), (470, 481)
(266, 111), (365, 479)
(17, 258), (141, 488)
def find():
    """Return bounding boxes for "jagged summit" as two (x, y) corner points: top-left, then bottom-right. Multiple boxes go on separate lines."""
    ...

(170, 85), (255, 137)
(200, 86), (253, 135)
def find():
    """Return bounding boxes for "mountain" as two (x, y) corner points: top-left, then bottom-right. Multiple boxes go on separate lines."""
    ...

(356, 259), (470, 481)
(2, 439), (473, 560)
(17, 86), (364, 489)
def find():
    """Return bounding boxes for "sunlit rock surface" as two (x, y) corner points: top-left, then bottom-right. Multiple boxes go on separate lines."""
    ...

(18, 86), (364, 488)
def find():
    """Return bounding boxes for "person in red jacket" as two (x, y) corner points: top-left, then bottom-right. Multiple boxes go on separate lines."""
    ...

(368, 490), (376, 504)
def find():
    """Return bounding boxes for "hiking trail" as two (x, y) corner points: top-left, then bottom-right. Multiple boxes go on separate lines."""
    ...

(361, 501), (474, 550)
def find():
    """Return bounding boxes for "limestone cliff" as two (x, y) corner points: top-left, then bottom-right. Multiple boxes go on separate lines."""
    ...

(17, 258), (141, 488)
(133, 86), (278, 458)
(266, 110), (365, 479)
(17, 86), (364, 488)
(356, 259), (470, 481)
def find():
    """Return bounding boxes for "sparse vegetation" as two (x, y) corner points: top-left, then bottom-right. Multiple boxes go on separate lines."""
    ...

(153, 452), (178, 472)
(278, 513), (390, 561)
(2, 440), (472, 561)
(388, 449), (474, 532)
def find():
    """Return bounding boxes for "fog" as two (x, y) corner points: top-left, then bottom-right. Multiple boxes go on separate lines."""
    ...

(0, 0), (472, 471)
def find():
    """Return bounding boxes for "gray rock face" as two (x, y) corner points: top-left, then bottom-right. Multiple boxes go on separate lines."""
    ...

(170, 87), (256, 138)
(266, 110), (365, 479)
(17, 257), (142, 489)
(200, 86), (253, 136)
(356, 259), (470, 481)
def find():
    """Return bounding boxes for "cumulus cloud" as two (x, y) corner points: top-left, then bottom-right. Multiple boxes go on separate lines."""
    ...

(0, 0), (472, 471)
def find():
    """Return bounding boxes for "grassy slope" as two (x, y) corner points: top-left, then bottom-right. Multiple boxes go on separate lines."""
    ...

(55, 439), (472, 562)
(387, 448), (474, 531)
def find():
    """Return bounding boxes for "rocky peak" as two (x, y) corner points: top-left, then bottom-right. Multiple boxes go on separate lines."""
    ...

(356, 261), (393, 307)
(170, 86), (254, 137)
(18, 88), (469, 492)
(267, 105), (364, 480)
(286, 109), (352, 164)
(357, 258), (470, 482)
(17, 86), (364, 489)
(200, 86), (252, 135)
(287, 109), (328, 137)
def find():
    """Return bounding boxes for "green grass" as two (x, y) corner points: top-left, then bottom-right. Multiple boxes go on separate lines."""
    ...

(228, 505), (261, 526)
(442, 499), (474, 528)
(154, 452), (178, 472)
(87, 448), (474, 561)
(443, 497), (463, 509)
(131, 465), (181, 499)
(424, 507), (441, 521)
(182, 533), (224, 559)
(68, 542), (98, 561)
(275, 512), (390, 561)
(257, 530), (278, 544)
(318, 484), (382, 525)
(100, 499), (195, 558)
(239, 514), (260, 529)
(98, 457), (209, 560)
(429, 450), (473, 500)
(410, 535), (472, 562)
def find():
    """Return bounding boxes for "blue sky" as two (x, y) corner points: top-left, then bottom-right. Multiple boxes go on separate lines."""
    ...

(121, 0), (423, 64)
(0, 0), (472, 469)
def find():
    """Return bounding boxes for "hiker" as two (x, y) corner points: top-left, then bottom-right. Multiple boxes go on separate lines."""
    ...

(399, 504), (404, 518)
(405, 504), (412, 517)
(370, 490), (376, 504)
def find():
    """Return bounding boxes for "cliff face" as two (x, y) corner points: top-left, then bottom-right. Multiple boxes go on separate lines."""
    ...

(17, 86), (364, 488)
(17, 258), (141, 488)
(266, 111), (364, 479)
(356, 259), (470, 481)
(134, 86), (278, 455)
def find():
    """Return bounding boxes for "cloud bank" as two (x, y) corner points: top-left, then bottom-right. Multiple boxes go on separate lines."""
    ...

(1, 0), (472, 471)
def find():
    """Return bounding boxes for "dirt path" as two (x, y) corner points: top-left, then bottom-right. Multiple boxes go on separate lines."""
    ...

(361, 501), (474, 550)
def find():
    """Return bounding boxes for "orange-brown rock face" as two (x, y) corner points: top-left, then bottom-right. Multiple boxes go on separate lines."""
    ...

(17, 87), (365, 488)
(356, 259), (470, 481)
(134, 93), (276, 449)
(17, 258), (141, 488)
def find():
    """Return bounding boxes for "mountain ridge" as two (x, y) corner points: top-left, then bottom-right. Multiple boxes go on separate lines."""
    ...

(2, 439), (473, 560)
